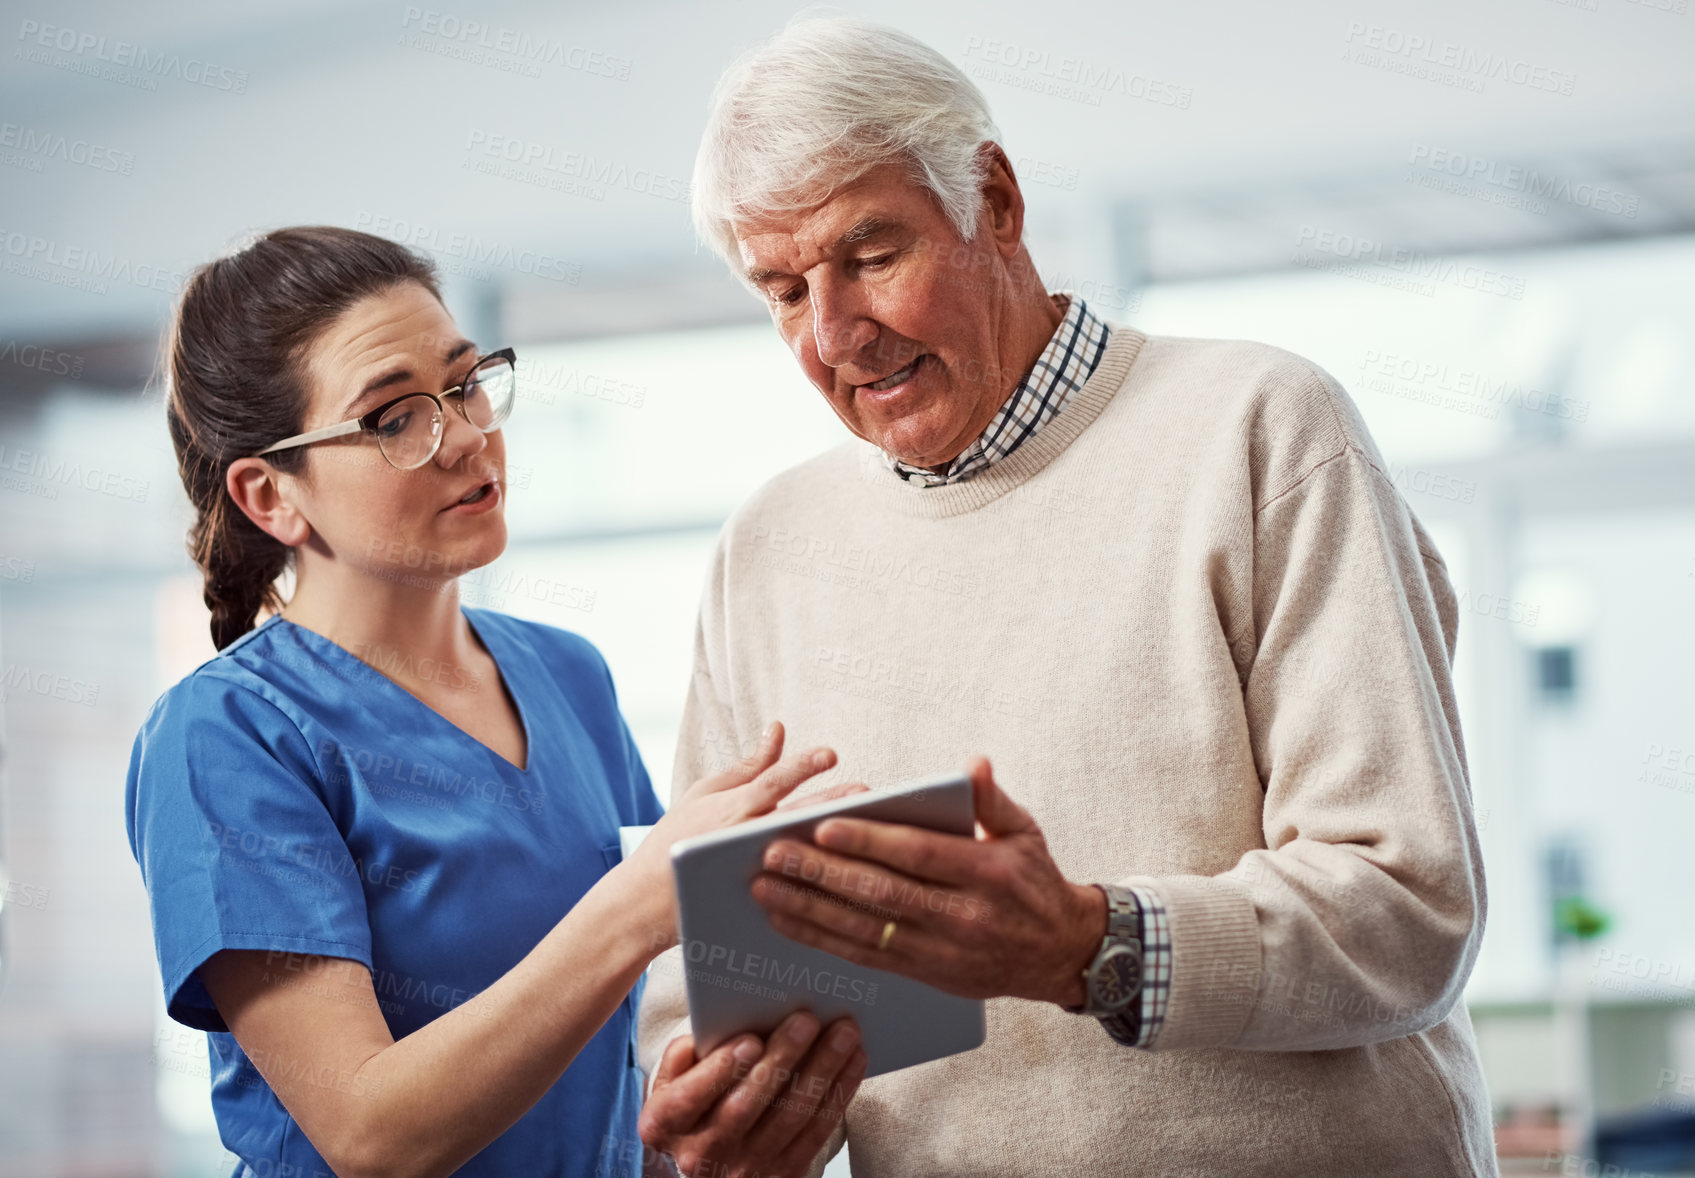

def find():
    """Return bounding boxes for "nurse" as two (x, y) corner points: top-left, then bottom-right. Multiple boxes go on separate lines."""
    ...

(125, 226), (866, 1177)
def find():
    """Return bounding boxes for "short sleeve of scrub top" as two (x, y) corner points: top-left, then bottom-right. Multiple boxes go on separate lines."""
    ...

(125, 607), (666, 1177)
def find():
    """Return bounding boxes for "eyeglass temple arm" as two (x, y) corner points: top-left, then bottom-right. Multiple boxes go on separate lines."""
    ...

(255, 419), (364, 456)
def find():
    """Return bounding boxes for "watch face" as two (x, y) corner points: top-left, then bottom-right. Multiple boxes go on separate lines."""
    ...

(1090, 944), (1142, 1014)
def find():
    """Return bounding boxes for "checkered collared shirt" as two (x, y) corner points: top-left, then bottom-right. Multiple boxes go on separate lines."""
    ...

(879, 292), (1173, 1049)
(1125, 886), (1170, 1048)
(884, 292), (1110, 487)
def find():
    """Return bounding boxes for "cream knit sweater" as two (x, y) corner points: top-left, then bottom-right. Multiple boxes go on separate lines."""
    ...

(637, 329), (1497, 1177)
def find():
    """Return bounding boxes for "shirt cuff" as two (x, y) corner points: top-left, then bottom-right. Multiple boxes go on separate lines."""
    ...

(1126, 884), (1171, 1048)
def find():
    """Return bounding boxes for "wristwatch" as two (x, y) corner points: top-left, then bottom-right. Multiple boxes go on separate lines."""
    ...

(1069, 883), (1144, 1046)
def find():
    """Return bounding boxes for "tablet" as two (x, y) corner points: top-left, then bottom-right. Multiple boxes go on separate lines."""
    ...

(669, 771), (986, 1079)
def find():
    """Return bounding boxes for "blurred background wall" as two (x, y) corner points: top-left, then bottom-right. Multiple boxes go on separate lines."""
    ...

(1, 1), (1693, 1174)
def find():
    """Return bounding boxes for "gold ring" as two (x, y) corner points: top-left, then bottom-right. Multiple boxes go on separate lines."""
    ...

(877, 920), (898, 951)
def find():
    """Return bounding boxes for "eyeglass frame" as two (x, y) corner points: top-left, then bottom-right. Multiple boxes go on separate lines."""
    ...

(253, 346), (518, 468)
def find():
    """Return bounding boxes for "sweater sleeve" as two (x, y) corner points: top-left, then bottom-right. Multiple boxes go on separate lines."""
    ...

(1127, 433), (1485, 1054)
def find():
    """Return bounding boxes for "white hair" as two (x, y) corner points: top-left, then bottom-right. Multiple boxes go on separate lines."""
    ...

(691, 16), (1001, 272)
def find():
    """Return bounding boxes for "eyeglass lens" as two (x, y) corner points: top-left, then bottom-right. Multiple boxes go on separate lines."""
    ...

(461, 353), (516, 431)
(374, 355), (516, 470)
(375, 397), (445, 470)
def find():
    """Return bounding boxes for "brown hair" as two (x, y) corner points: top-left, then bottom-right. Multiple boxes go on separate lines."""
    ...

(165, 226), (441, 650)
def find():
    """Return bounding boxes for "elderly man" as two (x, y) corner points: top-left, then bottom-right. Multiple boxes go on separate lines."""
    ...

(635, 16), (1495, 1178)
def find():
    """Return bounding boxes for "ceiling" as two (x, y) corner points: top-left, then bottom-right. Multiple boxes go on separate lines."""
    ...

(1, 0), (1692, 361)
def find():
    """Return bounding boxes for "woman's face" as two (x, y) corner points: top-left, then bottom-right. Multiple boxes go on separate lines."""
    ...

(282, 280), (508, 587)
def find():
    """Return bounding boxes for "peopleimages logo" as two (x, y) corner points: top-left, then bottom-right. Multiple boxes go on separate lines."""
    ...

(1357, 349), (1589, 422)
(1295, 226), (1527, 300)
(681, 937), (880, 1007)
(0, 230), (186, 296)
(0, 340), (83, 378)
(399, 7), (631, 80)
(961, 36), (1193, 109)
(0, 555), (37, 583)
(1, 663), (100, 707)
(14, 19), (249, 92)
(746, 523), (983, 599)
(0, 443), (151, 501)
(351, 212), (581, 284)
(1407, 145), (1638, 218)
(1340, 22), (1576, 96)
(317, 738), (545, 815)
(462, 131), (689, 203)
(0, 123), (135, 174)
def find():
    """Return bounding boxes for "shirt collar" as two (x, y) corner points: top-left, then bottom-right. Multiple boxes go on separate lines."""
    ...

(884, 293), (1112, 488)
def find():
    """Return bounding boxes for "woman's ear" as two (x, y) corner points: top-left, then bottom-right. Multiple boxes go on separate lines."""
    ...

(226, 457), (311, 547)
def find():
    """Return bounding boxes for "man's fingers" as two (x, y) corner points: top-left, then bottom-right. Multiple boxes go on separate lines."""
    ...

(966, 755), (1036, 838)
(640, 1034), (762, 1144)
(770, 1047), (867, 1177)
(752, 869), (894, 946)
(708, 1010), (821, 1140)
(764, 907), (937, 983)
(740, 1017), (863, 1158)
(775, 780), (870, 811)
(651, 1034), (698, 1091)
(756, 836), (977, 927)
(807, 818), (979, 886)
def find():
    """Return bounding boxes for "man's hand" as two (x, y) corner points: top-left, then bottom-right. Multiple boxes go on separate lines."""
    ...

(639, 1012), (866, 1178)
(750, 756), (1107, 1007)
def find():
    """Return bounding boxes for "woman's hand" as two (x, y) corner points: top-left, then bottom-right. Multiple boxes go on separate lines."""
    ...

(625, 722), (853, 939)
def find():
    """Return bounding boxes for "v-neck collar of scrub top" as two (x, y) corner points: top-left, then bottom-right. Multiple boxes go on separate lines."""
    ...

(267, 606), (534, 775)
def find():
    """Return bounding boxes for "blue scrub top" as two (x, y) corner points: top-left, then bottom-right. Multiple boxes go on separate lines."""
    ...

(125, 607), (665, 1177)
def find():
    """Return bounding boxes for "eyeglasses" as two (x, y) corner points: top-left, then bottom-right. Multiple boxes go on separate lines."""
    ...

(255, 347), (518, 471)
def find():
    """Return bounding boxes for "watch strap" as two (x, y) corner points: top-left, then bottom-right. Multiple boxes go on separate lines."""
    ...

(1073, 884), (1145, 1030)
(1100, 882), (1141, 941)
(1099, 882), (1145, 1045)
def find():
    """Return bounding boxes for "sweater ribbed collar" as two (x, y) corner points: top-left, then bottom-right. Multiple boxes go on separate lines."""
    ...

(854, 328), (1146, 518)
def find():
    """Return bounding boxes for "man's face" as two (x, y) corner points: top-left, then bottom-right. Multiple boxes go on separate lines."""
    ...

(736, 161), (1026, 469)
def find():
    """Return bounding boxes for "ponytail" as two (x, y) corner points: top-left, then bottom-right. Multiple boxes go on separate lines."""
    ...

(164, 226), (439, 649)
